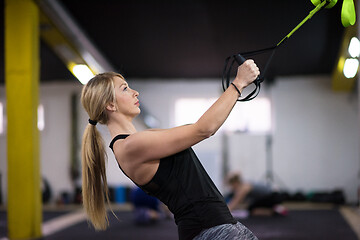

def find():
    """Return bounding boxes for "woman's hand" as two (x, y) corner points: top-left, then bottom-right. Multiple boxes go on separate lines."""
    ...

(233, 59), (260, 92)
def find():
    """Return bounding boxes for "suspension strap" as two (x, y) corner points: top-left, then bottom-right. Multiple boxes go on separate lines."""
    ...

(222, 0), (330, 101)
(222, 45), (277, 102)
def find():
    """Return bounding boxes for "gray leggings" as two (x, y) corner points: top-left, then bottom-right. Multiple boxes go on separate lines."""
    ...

(193, 222), (258, 240)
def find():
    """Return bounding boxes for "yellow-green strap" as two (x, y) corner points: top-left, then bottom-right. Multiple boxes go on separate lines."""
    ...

(341, 0), (356, 27)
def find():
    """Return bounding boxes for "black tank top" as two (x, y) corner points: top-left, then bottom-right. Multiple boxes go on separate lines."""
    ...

(109, 134), (236, 240)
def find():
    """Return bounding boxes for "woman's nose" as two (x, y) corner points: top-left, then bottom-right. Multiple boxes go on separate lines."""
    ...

(133, 89), (139, 97)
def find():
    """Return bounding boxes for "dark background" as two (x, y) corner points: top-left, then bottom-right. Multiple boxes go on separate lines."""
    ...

(0, 0), (346, 83)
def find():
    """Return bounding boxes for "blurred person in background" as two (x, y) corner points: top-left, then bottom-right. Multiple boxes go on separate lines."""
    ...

(226, 172), (287, 218)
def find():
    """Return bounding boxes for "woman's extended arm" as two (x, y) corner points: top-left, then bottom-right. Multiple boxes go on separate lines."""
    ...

(116, 60), (259, 163)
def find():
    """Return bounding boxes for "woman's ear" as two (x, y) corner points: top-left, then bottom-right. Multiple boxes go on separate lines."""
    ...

(106, 102), (117, 112)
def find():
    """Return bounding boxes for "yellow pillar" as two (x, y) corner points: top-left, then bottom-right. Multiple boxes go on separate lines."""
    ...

(5, 0), (42, 239)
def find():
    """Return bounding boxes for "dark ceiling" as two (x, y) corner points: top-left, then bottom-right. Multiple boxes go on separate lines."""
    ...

(0, 0), (346, 84)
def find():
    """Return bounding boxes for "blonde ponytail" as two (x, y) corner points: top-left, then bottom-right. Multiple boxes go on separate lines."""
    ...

(80, 72), (124, 230)
(81, 124), (110, 230)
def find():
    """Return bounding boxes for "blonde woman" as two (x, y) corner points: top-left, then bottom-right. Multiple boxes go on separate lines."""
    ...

(80, 60), (260, 240)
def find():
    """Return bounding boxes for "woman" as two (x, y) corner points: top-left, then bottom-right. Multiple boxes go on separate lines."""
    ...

(80, 60), (260, 240)
(226, 172), (287, 217)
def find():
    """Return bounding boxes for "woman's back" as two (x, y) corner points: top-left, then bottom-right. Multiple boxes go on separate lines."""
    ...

(111, 134), (235, 240)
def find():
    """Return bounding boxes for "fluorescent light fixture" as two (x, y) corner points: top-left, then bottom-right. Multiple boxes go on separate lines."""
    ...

(72, 64), (95, 85)
(348, 37), (360, 58)
(343, 58), (359, 78)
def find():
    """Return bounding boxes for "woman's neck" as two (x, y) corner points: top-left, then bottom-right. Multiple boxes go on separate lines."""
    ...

(107, 115), (137, 138)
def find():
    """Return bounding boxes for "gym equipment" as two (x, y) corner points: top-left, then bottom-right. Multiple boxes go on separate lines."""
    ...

(222, 0), (356, 101)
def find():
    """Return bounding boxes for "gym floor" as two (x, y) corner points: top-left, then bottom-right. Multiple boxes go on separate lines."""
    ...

(1, 202), (359, 240)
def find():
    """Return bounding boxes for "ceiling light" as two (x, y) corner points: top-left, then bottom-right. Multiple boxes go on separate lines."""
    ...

(72, 64), (95, 84)
(348, 37), (360, 58)
(343, 58), (359, 78)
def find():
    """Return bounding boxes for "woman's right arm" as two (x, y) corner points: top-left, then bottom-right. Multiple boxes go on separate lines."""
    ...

(119, 60), (260, 163)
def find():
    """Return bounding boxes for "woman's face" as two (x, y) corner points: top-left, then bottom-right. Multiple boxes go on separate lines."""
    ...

(112, 76), (140, 117)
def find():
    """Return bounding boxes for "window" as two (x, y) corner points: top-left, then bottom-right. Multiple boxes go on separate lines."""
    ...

(38, 104), (45, 131)
(225, 98), (271, 133)
(0, 102), (3, 134)
(175, 97), (271, 133)
(0, 103), (45, 134)
(175, 98), (217, 127)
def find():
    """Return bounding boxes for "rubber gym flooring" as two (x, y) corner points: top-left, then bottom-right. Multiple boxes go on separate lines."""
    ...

(1, 205), (359, 240)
